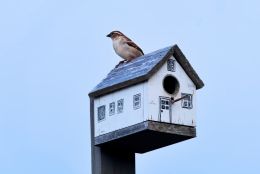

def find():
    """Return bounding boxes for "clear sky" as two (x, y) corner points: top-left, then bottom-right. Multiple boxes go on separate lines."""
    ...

(1, 0), (260, 174)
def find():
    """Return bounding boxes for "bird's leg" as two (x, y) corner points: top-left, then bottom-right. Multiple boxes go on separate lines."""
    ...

(115, 60), (127, 68)
(119, 60), (126, 64)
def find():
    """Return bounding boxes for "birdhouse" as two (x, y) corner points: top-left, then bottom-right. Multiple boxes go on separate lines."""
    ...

(89, 45), (204, 153)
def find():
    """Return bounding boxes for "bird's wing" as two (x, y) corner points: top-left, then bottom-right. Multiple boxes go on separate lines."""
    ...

(126, 41), (144, 55)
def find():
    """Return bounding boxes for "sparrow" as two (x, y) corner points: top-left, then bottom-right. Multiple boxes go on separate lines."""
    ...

(107, 31), (144, 61)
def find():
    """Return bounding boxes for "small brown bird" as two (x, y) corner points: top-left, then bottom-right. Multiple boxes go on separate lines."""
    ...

(107, 31), (144, 61)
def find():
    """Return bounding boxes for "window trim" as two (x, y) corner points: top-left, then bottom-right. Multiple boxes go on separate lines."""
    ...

(167, 58), (176, 72)
(117, 99), (124, 114)
(133, 93), (141, 110)
(97, 105), (106, 122)
(109, 102), (115, 116)
(181, 93), (193, 109)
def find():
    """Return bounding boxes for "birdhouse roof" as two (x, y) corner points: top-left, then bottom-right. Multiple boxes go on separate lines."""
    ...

(89, 44), (204, 98)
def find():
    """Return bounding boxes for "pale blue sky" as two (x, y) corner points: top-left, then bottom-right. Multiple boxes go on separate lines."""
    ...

(1, 0), (260, 174)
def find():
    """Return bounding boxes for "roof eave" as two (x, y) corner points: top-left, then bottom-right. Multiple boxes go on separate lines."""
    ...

(172, 45), (204, 90)
(88, 76), (149, 98)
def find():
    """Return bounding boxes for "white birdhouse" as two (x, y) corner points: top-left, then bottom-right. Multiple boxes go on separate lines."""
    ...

(89, 45), (204, 153)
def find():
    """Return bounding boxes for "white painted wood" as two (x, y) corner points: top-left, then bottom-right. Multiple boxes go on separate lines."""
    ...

(94, 83), (147, 137)
(94, 55), (197, 137)
(146, 55), (197, 126)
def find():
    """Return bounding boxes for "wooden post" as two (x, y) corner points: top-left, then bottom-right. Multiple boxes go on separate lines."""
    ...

(90, 98), (135, 174)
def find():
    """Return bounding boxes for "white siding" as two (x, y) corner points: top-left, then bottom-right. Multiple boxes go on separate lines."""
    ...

(146, 55), (197, 126)
(94, 83), (147, 137)
(94, 55), (198, 137)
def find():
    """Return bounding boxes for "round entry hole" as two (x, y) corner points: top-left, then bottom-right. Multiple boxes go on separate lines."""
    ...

(163, 75), (179, 95)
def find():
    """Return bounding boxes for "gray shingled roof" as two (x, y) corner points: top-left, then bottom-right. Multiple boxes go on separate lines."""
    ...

(89, 45), (204, 97)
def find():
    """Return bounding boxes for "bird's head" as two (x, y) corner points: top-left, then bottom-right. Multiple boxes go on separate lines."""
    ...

(106, 31), (124, 40)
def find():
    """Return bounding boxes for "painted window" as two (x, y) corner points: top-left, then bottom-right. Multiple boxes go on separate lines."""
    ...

(117, 99), (124, 113)
(97, 105), (106, 121)
(181, 93), (193, 109)
(161, 98), (170, 110)
(167, 59), (175, 72)
(109, 102), (115, 116)
(133, 94), (141, 110)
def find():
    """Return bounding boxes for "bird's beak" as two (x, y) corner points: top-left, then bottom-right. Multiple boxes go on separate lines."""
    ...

(106, 33), (112, 37)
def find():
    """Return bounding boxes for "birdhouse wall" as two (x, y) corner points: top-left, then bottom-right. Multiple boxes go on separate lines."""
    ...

(93, 55), (198, 137)
(146, 55), (197, 126)
(94, 83), (147, 137)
